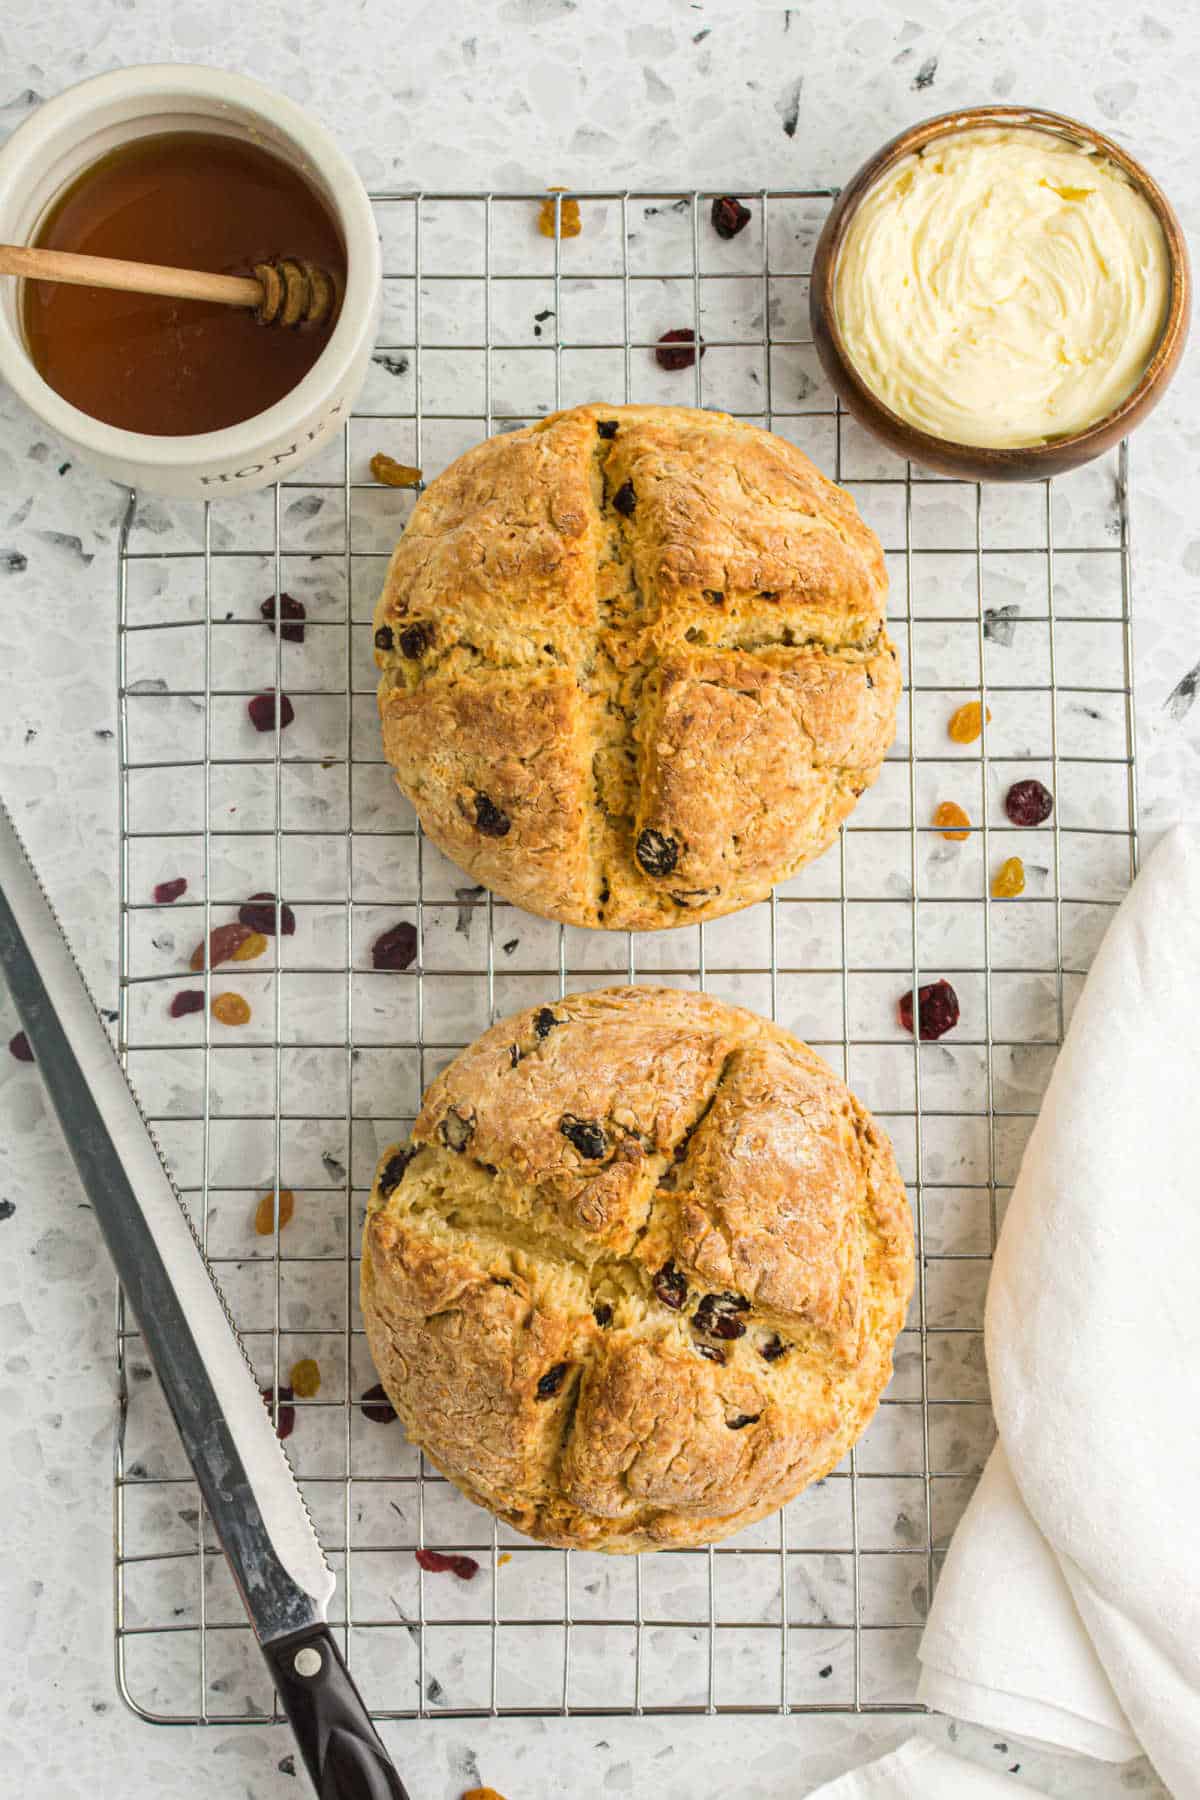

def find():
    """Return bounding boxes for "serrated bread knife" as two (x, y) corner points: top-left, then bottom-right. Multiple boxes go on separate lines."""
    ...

(0, 797), (409, 1800)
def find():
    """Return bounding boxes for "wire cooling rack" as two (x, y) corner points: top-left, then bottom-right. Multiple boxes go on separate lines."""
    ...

(111, 188), (1139, 1724)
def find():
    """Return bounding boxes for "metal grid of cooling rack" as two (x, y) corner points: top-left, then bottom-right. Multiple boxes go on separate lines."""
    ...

(111, 188), (1139, 1725)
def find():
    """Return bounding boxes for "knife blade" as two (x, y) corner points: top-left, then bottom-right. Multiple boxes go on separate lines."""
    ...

(0, 796), (408, 1800)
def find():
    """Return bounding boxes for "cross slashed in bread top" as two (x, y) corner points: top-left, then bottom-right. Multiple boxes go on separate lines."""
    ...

(374, 404), (899, 929)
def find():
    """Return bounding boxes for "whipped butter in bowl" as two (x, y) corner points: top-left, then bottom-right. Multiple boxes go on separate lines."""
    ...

(811, 108), (1189, 479)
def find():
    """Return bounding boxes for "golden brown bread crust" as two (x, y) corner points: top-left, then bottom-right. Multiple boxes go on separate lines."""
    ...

(374, 404), (900, 929)
(361, 986), (913, 1552)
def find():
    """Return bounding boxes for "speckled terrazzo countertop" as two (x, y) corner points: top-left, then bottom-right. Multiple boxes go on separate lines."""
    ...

(0, 3), (1195, 1795)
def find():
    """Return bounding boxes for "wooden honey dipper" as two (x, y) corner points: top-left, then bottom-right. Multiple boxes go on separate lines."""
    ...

(0, 244), (338, 327)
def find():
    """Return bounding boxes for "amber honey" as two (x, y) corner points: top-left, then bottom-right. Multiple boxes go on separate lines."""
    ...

(22, 131), (346, 436)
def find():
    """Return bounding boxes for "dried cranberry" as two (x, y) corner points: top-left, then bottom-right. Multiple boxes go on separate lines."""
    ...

(711, 195), (752, 239)
(1004, 779), (1054, 827)
(260, 592), (305, 643)
(415, 1547), (479, 1580)
(474, 792), (511, 837)
(248, 692), (294, 733)
(612, 480), (637, 517)
(154, 877), (187, 904)
(8, 1031), (33, 1063)
(379, 1147), (415, 1193)
(374, 625), (394, 651)
(372, 921), (418, 970)
(536, 1362), (569, 1399)
(593, 1302), (613, 1327)
(190, 922), (253, 971)
(360, 1382), (397, 1425)
(636, 829), (679, 876)
(694, 1292), (750, 1340)
(559, 1114), (608, 1159)
(596, 419), (619, 439)
(652, 1260), (688, 1310)
(260, 1384), (295, 1440)
(534, 1007), (560, 1038)
(899, 979), (960, 1042)
(398, 622), (431, 659)
(169, 990), (206, 1019)
(239, 892), (296, 936)
(760, 1334), (788, 1362)
(727, 1412), (760, 1430)
(655, 327), (704, 371)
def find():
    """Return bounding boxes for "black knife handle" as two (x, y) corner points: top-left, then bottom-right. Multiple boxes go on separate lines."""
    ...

(265, 1626), (410, 1800)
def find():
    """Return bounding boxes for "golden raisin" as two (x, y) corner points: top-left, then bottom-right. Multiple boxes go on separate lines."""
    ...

(497, 1552), (512, 1566)
(290, 1357), (321, 1399)
(463, 1790), (509, 1800)
(370, 452), (423, 487)
(991, 856), (1026, 899)
(254, 1188), (295, 1236)
(538, 187), (582, 238)
(212, 991), (251, 1026)
(190, 921), (252, 971)
(933, 800), (970, 842)
(948, 701), (992, 745)
(231, 930), (268, 963)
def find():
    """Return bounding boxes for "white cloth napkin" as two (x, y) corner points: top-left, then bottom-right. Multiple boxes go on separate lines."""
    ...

(917, 825), (1200, 1795)
(807, 1737), (1047, 1798)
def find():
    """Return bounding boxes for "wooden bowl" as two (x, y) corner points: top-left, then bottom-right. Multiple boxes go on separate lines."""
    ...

(810, 105), (1190, 481)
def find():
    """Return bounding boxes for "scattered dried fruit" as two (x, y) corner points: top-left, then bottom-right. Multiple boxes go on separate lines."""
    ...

(1004, 778), (1054, 827)
(696, 1343), (725, 1363)
(290, 1357), (321, 1399)
(254, 1188), (295, 1236)
(415, 1547), (480, 1580)
(933, 800), (970, 842)
(248, 691), (295, 733)
(260, 592), (306, 643)
(154, 877), (187, 904)
(169, 990), (205, 1019)
(495, 1556), (512, 1569)
(212, 991), (251, 1026)
(727, 1412), (760, 1430)
(260, 1384), (295, 1440)
(948, 700), (991, 744)
(760, 1334), (788, 1362)
(559, 1114), (608, 1159)
(534, 1007), (560, 1038)
(593, 1302), (613, 1327)
(371, 452), (423, 487)
(612, 479), (637, 517)
(711, 195), (752, 239)
(694, 1291), (750, 1340)
(991, 856), (1026, 899)
(536, 1362), (569, 1399)
(374, 624), (394, 651)
(656, 327), (704, 370)
(190, 922), (253, 971)
(239, 893), (296, 937)
(474, 792), (511, 838)
(8, 1031), (33, 1063)
(596, 419), (619, 439)
(379, 1147), (415, 1194)
(372, 921), (418, 970)
(464, 1789), (509, 1800)
(652, 1260), (688, 1310)
(360, 1382), (397, 1425)
(636, 829), (679, 876)
(232, 930), (268, 963)
(899, 978), (960, 1041)
(537, 188), (581, 239)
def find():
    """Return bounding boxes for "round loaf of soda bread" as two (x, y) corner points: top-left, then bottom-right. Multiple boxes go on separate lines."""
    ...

(373, 404), (899, 930)
(360, 986), (913, 1552)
